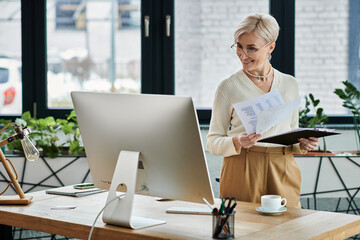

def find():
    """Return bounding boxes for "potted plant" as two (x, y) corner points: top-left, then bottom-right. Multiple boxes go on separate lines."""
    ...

(334, 80), (360, 154)
(298, 93), (333, 155)
(0, 110), (84, 158)
(0, 111), (89, 196)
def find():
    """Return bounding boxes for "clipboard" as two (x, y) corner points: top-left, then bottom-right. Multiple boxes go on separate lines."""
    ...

(258, 128), (340, 146)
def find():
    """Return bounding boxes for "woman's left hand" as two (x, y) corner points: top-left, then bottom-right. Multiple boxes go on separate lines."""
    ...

(298, 137), (319, 151)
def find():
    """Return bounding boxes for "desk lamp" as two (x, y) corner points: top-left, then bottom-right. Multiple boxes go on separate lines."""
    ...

(0, 122), (39, 204)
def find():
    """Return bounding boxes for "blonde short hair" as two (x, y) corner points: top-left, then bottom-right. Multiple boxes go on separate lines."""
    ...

(234, 13), (280, 43)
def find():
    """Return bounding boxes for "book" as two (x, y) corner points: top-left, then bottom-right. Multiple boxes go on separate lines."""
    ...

(258, 128), (340, 146)
(45, 185), (106, 197)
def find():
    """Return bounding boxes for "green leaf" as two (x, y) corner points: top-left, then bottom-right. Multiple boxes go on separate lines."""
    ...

(42, 144), (61, 158)
(62, 122), (75, 135)
(316, 108), (323, 116)
(0, 119), (12, 128)
(299, 93), (328, 129)
(69, 140), (84, 155)
(334, 89), (347, 99)
(309, 93), (314, 102)
(21, 111), (32, 121)
(56, 119), (68, 125)
(15, 118), (27, 127)
(67, 110), (77, 122)
(74, 128), (81, 138)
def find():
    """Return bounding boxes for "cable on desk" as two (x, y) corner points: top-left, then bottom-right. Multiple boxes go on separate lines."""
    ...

(88, 185), (149, 239)
(88, 193), (126, 240)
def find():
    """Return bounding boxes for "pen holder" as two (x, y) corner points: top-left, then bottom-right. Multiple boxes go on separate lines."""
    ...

(212, 211), (235, 239)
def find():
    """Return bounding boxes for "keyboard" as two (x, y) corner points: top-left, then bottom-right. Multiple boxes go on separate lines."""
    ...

(166, 206), (212, 215)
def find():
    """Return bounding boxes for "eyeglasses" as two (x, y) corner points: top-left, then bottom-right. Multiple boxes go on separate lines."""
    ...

(231, 42), (272, 56)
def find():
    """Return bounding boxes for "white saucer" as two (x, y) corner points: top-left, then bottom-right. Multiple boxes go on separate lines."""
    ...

(256, 206), (287, 215)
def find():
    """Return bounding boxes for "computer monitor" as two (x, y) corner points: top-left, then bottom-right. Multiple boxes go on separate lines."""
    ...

(71, 91), (214, 229)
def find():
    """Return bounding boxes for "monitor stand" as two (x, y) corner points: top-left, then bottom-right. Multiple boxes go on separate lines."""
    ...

(102, 150), (166, 229)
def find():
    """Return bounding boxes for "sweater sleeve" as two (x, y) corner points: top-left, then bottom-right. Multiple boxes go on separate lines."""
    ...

(206, 86), (240, 157)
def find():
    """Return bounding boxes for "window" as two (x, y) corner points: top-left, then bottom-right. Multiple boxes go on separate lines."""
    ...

(47, 0), (141, 109)
(6, 0), (358, 124)
(295, 0), (350, 115)
(348, 0), (360, 92)
(174, 0), (269, 108)
(0, 0), (22, 116)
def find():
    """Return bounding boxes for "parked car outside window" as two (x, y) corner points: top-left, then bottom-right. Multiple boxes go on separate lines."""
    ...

(0, 58), (22, 115)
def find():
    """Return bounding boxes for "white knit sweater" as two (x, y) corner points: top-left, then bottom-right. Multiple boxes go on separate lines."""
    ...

(206, 68), (304, 157)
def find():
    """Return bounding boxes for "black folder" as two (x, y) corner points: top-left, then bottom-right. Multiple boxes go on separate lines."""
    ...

(258, 128), (340, 146)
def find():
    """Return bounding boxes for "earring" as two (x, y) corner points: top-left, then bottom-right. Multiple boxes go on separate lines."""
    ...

(268, 54), (272, 60)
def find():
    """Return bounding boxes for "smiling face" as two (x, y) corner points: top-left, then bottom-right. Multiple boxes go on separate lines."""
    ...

(235, 32), (275, 74)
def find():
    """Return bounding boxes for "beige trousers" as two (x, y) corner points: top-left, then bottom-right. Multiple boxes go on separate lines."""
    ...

(220, 145), (301, 208)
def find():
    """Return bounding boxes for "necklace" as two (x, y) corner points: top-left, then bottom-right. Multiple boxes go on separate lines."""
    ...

(244, 65), (272, 79)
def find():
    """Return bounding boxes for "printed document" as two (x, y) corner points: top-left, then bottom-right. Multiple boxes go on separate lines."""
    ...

(233, 90), (301, 134)
(256, 97), (301, 134)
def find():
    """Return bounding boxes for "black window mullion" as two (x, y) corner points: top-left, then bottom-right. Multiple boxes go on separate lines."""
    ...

(141, 0), (166, 94)
(197, 109), (211, 126)
(163, 0), (174, 95)
(21, 0), (38, 118)
(141, 0), (154, 94)
(33, 0), (49, 119)
(270, 0), (295, 76)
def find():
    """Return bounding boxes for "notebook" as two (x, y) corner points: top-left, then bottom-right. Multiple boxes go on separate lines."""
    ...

(45, 185), (106, 197)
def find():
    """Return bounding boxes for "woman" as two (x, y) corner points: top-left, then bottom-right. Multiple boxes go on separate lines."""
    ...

(206, 13), (318, 208)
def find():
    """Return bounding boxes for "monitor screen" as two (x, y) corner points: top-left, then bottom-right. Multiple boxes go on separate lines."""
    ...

(71, 92), (214, 228)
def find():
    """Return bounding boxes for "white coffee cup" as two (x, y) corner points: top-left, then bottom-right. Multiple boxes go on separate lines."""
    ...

(261, 195), (287, 211)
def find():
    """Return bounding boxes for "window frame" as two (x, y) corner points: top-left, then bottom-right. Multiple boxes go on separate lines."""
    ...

(0, 0), (353, 125)
(349, 0), (360, 90)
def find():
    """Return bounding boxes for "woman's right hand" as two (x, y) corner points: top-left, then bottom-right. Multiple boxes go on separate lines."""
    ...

(232, 132), (262, 151)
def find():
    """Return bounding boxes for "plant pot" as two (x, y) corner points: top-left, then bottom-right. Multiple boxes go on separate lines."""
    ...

(0, 154), (91, 195)
(41, 147), (86, 158)
(333, 150), (360, 156)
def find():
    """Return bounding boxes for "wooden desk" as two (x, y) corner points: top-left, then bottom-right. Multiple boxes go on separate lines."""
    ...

(0, 190), (359, 240)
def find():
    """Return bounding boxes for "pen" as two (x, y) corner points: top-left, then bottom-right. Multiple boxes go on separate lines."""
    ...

(202, 197), (214, 210)
(215, 203), (237, 237)
(50, 205), (77, 210)
(219, 198), (225, 214)
(73, 183), (95, 189)
(214, 199), (225, 237)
